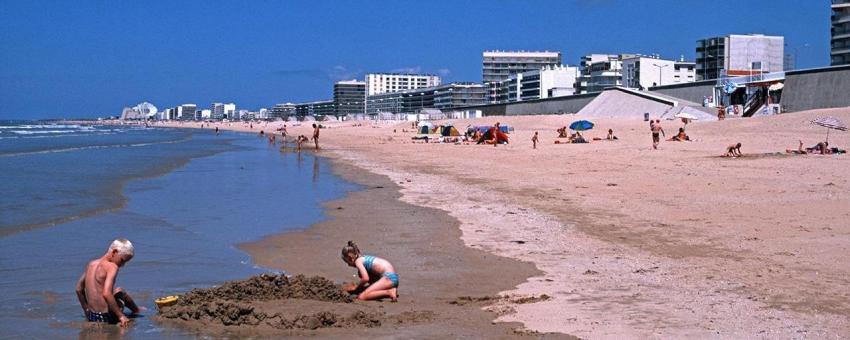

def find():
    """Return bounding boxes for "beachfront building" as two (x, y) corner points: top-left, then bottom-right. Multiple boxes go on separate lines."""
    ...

(211, 103), (236, 120)
(176, 104), (197, 120)
(622, 56), (696, 89)
(495, 65), (579, 102)
(833, 0), (850, 65)
(295, 100), (335, 118)
(270, 103), (296, 120)
(365, 83), (486, 115)
(120, 102), (158, 120)
(482, 50), (562, 102)
(365, 73), (441, 96)
(334, 80), (366, 117)
(577, 54), (636, 93)
(198, 109), (211, 120)
(695, 34), (784, 80)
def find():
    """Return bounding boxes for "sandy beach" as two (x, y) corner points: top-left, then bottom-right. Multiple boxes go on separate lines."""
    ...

(152, 106), (850, 338)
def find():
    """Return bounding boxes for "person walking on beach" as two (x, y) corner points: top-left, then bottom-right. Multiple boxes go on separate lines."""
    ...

(651, 119), (665, 149)
(532, 131), (539, 149)
(341, 241), (399, 302)
(75, 238), (141, 326)
(311, 123), (320, 150)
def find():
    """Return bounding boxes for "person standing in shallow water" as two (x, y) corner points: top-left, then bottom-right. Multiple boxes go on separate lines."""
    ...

(312, 123), (320, 150)
(340, 241), (399, 302)
(75, 238), (142, 326)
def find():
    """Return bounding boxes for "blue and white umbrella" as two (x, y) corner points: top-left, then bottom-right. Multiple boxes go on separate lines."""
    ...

(811, 116), (847, 143)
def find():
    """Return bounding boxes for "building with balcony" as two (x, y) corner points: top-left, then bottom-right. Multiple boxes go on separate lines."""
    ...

(295, 100), (335, 117)
(495, 65), (579, 102)
(482, 50), (561, 102)
(333, 80), (366, 116)
(622, 56), (696, 90)
(211, 103), (236, 120)
(365, 73), (440, 96)
(696, 34), (784, 80)
(833, 0), (850, 66)
(270, 103), (296, 119)
(577, 54), (636, 93)
(365, 83), (486, 115)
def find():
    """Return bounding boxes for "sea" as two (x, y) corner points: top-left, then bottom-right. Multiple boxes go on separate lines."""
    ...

(0, 121), (359, 338)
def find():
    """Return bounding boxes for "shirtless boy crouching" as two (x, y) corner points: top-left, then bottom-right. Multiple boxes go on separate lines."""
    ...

(75, 238), (141, 326)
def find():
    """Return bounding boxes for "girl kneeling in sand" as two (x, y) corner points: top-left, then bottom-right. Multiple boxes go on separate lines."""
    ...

(341, 241), (399, 302)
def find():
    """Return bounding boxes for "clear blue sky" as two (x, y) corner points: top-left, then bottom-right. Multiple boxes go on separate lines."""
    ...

(0, 0), (830, 119)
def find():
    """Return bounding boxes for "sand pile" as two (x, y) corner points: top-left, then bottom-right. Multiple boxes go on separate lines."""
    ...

(158, 274), (384, 330)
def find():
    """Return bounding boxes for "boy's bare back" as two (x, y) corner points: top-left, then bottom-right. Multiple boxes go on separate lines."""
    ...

(83, 258), (117, 313)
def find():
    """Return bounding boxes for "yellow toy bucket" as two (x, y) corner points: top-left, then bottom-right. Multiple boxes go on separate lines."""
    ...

(155, 296), (179, 308)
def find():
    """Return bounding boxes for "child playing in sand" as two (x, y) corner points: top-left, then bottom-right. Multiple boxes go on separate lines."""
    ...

(296, 135), (309, 152)
(340, 241), (398, 302)
(532, 131), (539, 149)
(725, 143), (743, 157)
(75, 238), (141, 326)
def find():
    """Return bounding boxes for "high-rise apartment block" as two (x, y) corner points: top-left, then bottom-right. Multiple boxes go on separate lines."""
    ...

(695, 34), (784, 80)
(211, 103), (236, 120)
(365, 73), (440, 96)
(833, 0), (850, 66)
(482, 50), (561, 102)
(333, 80), (366, 116)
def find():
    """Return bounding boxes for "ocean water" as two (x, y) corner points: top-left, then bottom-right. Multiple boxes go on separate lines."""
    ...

(0, 121), (358, 338)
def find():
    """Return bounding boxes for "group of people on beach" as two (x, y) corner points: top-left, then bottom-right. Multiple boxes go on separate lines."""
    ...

(256, 123), (321, 152)
(76, 238), (399, 327)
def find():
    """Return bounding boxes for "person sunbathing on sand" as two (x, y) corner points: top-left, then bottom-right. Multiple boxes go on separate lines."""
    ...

(724, 143), (743, 157)
(607, 129), (618, 140)
(667, 128), (690, 141)
(806, 141), (830, 155)
(75, 239), (142, 326)
(786, 140), (807, 154)
(557, 126), (568, 138)
(340, 241), (398, 302)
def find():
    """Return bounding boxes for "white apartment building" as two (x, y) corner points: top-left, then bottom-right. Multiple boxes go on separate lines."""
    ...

(211, 103), (236, 120)
(199, 109), (212, 120)
(497, 65), (579, 102)
(482, 50), (562, 102)
(365, 73), (441, 96)
(622, 57), (696, 89)
(696, 34), (784, 80)
(578, 54), (636, 94)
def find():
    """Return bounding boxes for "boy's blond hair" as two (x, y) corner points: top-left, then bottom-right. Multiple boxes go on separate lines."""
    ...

(109, 238), (134, 257)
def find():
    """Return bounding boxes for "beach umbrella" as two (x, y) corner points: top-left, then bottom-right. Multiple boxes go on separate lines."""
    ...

(811, 116), (847, 143)
(569, 120), (594, 131)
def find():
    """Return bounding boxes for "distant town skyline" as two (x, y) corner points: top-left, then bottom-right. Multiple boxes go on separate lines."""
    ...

(0, 1), (831, 119)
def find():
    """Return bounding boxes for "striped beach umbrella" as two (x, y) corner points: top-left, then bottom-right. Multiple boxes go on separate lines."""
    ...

(811, 116), (847, 143)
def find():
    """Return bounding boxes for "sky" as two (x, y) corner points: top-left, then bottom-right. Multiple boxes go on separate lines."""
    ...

(0, 0), (832, 119)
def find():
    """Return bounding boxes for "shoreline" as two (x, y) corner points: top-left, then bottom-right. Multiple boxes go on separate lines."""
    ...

(237, 157), (566, 338)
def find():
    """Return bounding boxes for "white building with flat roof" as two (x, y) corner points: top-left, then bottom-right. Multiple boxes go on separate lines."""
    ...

(365, 73), (440, 96)
(496, 65), (579, 102)
(696, 34), (784, 80)
(622, 57), (696, 90)
(211, 103), (236, 120)
(482, 50), (562, 102)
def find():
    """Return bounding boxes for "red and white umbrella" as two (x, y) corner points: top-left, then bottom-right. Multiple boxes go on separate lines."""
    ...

(811, 116), (847, 143)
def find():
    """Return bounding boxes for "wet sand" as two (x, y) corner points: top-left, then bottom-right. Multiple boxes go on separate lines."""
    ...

(158, 158), (568, 338)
